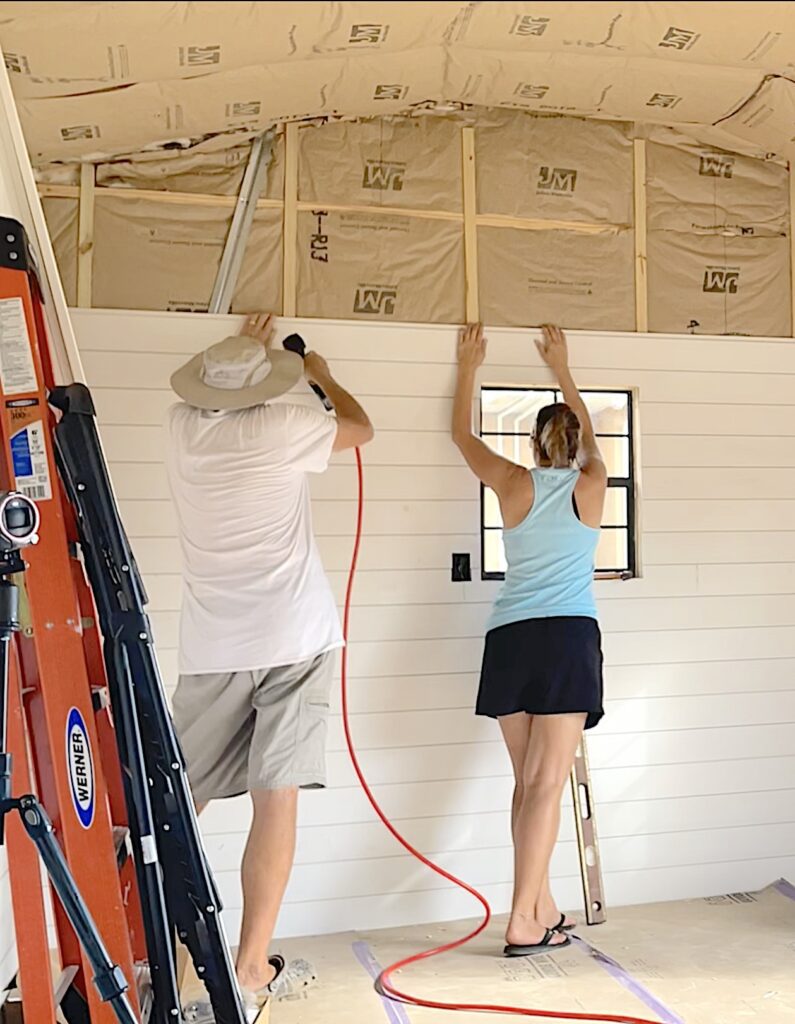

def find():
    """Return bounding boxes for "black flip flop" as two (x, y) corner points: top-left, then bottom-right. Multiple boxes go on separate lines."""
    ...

(554, 913), (576, 932)
(504, 929), (571, 957)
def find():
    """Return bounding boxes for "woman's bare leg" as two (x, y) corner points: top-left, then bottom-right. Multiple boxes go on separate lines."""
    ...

(498, 711), (531, 842)
(506, 713), (586, 947)
(498, 715), (576, 932)
(498, 713), (567, 947)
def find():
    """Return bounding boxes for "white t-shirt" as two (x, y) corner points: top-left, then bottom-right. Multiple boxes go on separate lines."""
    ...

(165, 400), (343, 675)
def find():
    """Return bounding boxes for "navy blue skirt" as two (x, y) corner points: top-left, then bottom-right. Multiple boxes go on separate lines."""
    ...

(476, 616), (604, 730)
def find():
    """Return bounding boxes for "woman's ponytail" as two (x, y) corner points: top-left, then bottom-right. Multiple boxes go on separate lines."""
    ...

(537, 404), (581, 467)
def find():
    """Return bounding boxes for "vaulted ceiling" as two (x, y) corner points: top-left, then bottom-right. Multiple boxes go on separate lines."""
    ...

(1, 1), (794, 167)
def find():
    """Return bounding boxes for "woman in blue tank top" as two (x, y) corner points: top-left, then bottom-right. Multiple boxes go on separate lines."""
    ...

(453, 323), (607, 959)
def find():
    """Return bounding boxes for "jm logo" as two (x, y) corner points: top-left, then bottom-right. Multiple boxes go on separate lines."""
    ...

(647, 93), (681, 109)
(61, 124), (99, 141)
(374, 84), (408, 101)
(537, 166), (577, 194)
(659, 26), (699, 51)
(350, 23), (389, 44)
(4, 52), (29, 74)
(511, 16), (550, 37)
(699, 154), (735, 178)
(229, 101), (261, 118)
(362, 160), (405, 191)
(181, 45), (221, 66)
(515, 83), (550, 100)
(354, 287), (398, 315)
(703, 267), (740, 294)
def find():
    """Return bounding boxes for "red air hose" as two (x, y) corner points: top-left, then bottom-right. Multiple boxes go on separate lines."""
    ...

(340, 447), (662, 1023)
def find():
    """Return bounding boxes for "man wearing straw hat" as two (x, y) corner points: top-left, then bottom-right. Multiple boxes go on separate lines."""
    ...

(165, 313), (373, 1018)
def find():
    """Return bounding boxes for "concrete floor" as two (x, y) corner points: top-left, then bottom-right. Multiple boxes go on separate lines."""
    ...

(249, 880), (795, 1024)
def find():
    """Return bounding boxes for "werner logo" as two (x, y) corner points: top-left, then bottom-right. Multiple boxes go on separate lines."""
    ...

(362, 160), (405, 191)
(703, 267), (740, 294)
(537, 166), (577, 195)
(699, 154), (735, 178)
(66, 708), (95, 829)
(353, 286), (397, 315)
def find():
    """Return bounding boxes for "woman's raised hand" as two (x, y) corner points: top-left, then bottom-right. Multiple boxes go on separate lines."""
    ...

(535, 324), (569, 373)
(457, 322), (487, 371)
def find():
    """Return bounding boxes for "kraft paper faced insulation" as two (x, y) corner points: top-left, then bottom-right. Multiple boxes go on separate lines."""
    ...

(6, 2), (795, 164)
(88, 198), (282, 315)
(40, 109), (792, 335)
(296, 210), (465, 324)
(477, 225), (636, 331)
(475, 112), (634, 224)
(21, 3), (793, 335)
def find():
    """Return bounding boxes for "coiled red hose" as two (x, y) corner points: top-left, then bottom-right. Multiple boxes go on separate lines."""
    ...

(341, 447), (661, 1022)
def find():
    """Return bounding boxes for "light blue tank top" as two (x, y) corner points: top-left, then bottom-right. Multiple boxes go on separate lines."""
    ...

(487, 468), (599, 633)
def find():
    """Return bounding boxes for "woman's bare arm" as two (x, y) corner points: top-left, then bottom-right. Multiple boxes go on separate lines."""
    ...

(535, 325), (606, 479)
(452, 323), (522, 493)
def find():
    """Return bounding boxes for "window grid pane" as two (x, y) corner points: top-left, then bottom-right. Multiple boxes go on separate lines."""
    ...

(480, 387), (635, 579)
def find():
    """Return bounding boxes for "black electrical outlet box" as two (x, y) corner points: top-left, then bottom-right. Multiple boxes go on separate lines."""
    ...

(452, 553), (471, 582)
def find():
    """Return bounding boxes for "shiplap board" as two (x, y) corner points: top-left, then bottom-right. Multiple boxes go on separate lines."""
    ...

(69, 309), (795, 941)
(144, 564), (795, 614)
(202, 787), (795, 869)
(219, 854), (795, 939)
(640, 403), (795, 437)
(121, 496), (795, 537)
(76, 313), (795, 376)
(149, 594), (795, 650)
(111, 462), (795, 503)
(211, 820), (795, 905)
(101, 428), (795, 470)
(132, 532), (795, 577)
(83, 350), (795, 406)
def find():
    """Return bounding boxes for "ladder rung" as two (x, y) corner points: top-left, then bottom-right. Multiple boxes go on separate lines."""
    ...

(53, 965), (79, 1008)
(134, 964), (153, 1023)
(113, 825), (130, 869)
(91, 685), (110, 712)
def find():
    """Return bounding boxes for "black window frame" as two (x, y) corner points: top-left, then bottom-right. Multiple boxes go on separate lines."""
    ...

(479, 386), (637, 582)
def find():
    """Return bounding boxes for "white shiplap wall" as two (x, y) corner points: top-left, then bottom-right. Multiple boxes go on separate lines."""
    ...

(68, 308), (795, 941)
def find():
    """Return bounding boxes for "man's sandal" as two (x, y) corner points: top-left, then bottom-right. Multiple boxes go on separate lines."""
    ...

(240, 956), (287, 1022)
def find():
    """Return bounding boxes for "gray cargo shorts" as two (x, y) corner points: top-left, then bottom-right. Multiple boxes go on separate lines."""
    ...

(171, 651), (335, 803)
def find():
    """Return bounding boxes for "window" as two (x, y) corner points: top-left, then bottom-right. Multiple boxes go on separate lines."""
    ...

(480, 387), (636, 580)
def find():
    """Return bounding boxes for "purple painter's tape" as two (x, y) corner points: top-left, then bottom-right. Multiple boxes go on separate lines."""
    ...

(351, 941), (411, 1024)
(773, 878), (795, 902)
(572, 935), (685, 1024)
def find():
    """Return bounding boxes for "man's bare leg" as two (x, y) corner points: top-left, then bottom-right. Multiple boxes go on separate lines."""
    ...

(235, 787), (299, 992)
